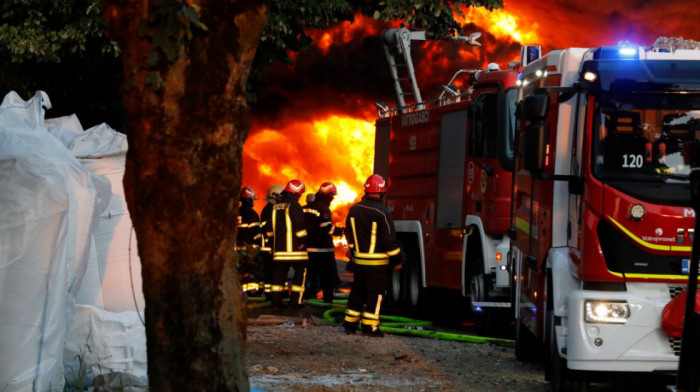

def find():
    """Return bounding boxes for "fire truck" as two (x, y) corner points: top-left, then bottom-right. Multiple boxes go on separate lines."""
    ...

(373, 28), (540, 331)
(511, 38), (700, 389)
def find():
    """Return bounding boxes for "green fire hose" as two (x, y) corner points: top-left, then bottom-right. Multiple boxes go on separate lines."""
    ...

(316, 303), (514, 348)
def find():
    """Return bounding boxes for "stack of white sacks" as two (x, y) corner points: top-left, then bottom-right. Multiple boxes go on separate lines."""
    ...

(0, 91), (147, 391)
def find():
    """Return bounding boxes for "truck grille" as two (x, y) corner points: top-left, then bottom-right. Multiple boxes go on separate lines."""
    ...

(668, 286), (684, 298)
(667, 286), (685, 356)
(669, 338), (682, 356)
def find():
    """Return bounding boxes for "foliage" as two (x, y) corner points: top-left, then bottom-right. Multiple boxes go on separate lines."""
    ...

(63, 331), (109, 392)
(248, 0), (503, 99)
(0, 0), (125, 130)
(0, 0), (118, 63)
(136, 0), (208, 91)
(374, 0), (503, 37)
(0, 0), (504, 127)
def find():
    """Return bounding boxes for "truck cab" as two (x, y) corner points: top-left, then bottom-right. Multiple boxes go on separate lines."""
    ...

(512, 42), (700, 389)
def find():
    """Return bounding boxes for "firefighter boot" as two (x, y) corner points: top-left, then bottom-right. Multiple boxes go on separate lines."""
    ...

(343, 321), (358, 335)
(362, 324), (384, 338)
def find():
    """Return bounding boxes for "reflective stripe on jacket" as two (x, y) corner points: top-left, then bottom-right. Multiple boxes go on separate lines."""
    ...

(345, 197), (400, 266)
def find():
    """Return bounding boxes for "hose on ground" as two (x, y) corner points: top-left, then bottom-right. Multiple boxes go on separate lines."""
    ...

(316, 303), (514, 347)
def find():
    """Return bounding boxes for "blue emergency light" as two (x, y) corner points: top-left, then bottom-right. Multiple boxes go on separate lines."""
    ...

(593, 46), (639, 59)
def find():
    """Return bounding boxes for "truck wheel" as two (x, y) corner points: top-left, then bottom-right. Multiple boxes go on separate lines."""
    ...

(385, 267), (402, 313)
(548, 311), (588, 392)
(468, 254), (497, 335)
(514, 315), (539, 363)
(470, 272), (489, 333)
(384, 242), (405, 314)
(405, 256), (427, 318)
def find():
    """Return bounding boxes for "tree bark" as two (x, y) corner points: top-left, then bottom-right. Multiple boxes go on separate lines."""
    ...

(102, 1), (269, 390)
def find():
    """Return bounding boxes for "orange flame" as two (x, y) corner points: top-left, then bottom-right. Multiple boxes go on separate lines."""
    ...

(460, 5), (540, 45)
(243, 115), (375, 221)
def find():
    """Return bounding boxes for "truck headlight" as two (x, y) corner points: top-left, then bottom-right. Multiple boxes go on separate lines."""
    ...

(584, 301), (630, 323)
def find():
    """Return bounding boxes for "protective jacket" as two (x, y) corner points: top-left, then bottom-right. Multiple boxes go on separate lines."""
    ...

(345, 197), (400, 265)
(271, 193), (308, 261)
(237, 202), (261, 249)
(303, 197), (343, 252)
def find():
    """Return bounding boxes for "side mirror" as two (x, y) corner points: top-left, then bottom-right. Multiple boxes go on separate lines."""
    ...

(522, 124), (547, 173)
(469, 100), (486, 157)
(521, 93), (550, 174)
(523, 93), (549, 121)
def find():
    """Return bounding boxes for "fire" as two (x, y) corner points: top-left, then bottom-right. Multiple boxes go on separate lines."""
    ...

(310, 14), (388, 54)
(243, 115), (375, 221)
(461, 5), (540, 44)
(245, 3), (544, 234)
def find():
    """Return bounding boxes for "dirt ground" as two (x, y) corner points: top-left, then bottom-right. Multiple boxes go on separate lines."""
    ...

(245, 306), (548, 392)
(245, 261), (678, 392)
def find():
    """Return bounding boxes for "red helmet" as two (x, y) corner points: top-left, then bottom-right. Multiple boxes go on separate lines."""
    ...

(284, 179), (305, 195)
(317, 182), (337, 196)
(364, 174), (387, 193)
(240, 186), (257, 200)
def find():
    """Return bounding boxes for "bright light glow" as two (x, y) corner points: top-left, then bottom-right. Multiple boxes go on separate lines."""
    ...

(583, 71), (598, 82)
(585, 301), (630, 323)
(535, 69), (543, 77)
(460, 6), (540, 44)
(243, 114), (375, 222)
(619, 47), (637, 57)
(496, 252), (502, 261)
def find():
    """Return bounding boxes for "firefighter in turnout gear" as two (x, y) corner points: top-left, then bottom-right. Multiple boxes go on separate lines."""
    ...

(344, 174), (401, 337)
(303, 182), (344, 303)
(260, 184), (284, 298)
(237, 186), (262, 295)
(269, 179), (309, 308)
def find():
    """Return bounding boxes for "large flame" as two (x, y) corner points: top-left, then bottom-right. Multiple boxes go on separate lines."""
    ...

(243, 114), (374, 222)
(244, 0), (700, 246)
(460, 6), (540, 45)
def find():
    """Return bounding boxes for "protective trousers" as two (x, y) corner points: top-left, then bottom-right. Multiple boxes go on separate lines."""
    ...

(307, 251), (337, 303)
(260, 250), (273, 297)
(270, 260), (307, 307)
(345, 264), (389, 329)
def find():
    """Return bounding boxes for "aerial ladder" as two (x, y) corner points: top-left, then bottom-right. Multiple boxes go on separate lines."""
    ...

(381, 28), (481, 113)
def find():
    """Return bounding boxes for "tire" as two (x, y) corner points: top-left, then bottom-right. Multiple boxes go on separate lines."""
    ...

(383, 241), (405, 314)
(385, 267), (402, 314)
(514, 315), (539, 363)
(468, 253), (498, 335)
(470, 272), (490, 333)
(548, 311), (588, 392)
(405, 256), (427, 318)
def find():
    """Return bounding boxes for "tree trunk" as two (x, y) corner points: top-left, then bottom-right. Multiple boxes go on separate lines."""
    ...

(102, 1), (269, 390)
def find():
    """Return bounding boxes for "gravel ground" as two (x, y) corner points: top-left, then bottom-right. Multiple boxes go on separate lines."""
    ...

(245, 313), (548, 392)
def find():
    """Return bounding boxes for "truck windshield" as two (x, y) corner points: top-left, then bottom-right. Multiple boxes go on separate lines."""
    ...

(592, 93), (700, 203)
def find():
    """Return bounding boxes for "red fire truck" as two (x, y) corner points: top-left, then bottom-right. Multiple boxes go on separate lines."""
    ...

(373, 28), (539, 331)
(512, 38), (700, 389)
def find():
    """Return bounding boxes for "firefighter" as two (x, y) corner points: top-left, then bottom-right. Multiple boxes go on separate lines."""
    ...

(237, 186), (262, 295)
(303, 182), (344, 303)
(260, 184), (284, 298)
(343, 174), (401, 337)
(269, 179), (309, 308)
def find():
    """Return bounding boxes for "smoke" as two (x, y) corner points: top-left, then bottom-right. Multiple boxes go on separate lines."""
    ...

(244, 0), (700, 214)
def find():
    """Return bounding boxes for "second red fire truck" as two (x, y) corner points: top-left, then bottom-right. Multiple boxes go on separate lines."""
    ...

(374, 28), (540, 331)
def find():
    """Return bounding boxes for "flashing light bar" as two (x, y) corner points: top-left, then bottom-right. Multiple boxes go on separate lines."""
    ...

(619, 47), (638, 57)
(594, 46), (641, 60)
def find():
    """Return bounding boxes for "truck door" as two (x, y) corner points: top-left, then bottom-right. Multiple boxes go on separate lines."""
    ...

(567, 94), (586, 252)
